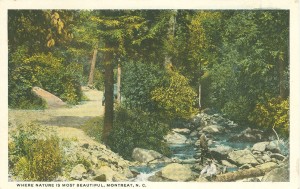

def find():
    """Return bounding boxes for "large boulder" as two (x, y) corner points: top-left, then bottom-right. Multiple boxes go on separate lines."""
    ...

(228, 149), (259, 166)
(261, 163), (289, 182)
(32, 86), (66, 108)
(210, 145), (234, 160)
(201, 125), (225, 134)
(160, 163), (193, 181)
(132, 148), (164, 163)
(164, 131), (187, 144)
(70, 164), (87, 180)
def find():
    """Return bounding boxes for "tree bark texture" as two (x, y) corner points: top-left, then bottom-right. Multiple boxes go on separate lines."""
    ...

(102, 47), (114, 144)
(198, 84), (202, 110)
(88, 48), (98, 87)
(117, 63), (121, 104)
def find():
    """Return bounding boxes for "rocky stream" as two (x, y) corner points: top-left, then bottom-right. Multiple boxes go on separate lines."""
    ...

(128, 110), (289, 182)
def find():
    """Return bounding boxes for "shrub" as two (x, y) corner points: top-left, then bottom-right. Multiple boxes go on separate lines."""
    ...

(249, 97), (289, 137)
(9, 123), (63, 181)
(221, 96), (253, 124)
(122, 62), (165, 112)
(151, 67), (198, 120)
(107, 107), (171, 160)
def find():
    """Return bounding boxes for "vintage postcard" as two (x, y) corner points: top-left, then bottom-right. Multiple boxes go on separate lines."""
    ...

(0, 0), (299, 189)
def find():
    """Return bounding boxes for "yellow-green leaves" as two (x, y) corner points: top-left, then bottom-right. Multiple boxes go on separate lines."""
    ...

(151, 67), (198, 120)
(50, 12), (65, 34)
(47, 38), (55, 47)
(249, 97), (289, 137)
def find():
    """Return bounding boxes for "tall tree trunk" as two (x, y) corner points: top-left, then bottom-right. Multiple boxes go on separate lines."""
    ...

(117, 63), (121, 104)
(102, 45), (114, 144)
(198, 83), (201, 110)
(88, 48), (98, 87)
(164, 10), (177, 67)
(198, 58), (202, 110)
(278, 52), (287, 99)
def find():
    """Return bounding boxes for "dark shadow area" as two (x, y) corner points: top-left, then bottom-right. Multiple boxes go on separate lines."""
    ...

(39, 116), (94, 127)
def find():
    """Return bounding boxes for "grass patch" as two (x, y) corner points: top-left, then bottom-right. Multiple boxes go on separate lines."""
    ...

(80, 116), (103, 143)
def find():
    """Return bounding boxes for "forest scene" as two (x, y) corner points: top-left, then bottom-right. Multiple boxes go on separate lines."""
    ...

(8, 10), (289, 182)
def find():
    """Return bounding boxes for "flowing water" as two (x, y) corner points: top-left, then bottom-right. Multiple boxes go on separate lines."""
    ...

(129, 137), (198, 181)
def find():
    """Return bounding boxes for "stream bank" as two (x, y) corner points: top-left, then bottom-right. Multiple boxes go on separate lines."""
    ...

(129, 110), (289, 182)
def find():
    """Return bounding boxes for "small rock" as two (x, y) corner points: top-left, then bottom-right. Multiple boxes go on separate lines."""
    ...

(210, 145), (233, 160)
(221, 160), (237, 168)
(271, 158), (278, 163)
(270, 153), (285, 161)
(256, 158), (265, 164)
(201, 125), (225, 134)
(173, 128), (191, 135)
(261, 154), (272, 162)
(70, 164), (87, 180)
(164, 131), (187, 144)
(93, 174), (106, 181)
(251, 142), (269, 152)
(94, 166), (116, 182)
(266, 141), (281, 154)
(190, 131), (198, 137)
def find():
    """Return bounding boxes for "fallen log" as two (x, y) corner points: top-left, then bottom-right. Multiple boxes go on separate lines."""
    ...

(214, 162), (278, 182)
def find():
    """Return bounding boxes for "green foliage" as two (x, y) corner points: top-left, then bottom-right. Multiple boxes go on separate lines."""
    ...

(203, 11), (289, 126)
(221, 96), (253, 123)
(80, 116), (103, 143)
(151, 67), (198, 120)
(123, 62), (197, 121)
(122, 62), (165, 112)
(107, 106), (170, 160)
(249, 97), (289, 137)
(9, 45), (84, 108)
(9, 123), (62, 181)
(93, 69), (105, 91)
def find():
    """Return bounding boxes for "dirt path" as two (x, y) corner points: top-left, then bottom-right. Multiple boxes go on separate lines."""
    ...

(9, 87), (105, 143)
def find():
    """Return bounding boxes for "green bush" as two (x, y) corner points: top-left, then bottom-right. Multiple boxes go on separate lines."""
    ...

(122, 62), (165, 112)
(221, 96), (253, 124)
(151, 67), (198, 120)
(249, 97), (289, 137)
(123, 62), (197, 121)
(9, 123), (63, 181)
(107, 107), (171, 160)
